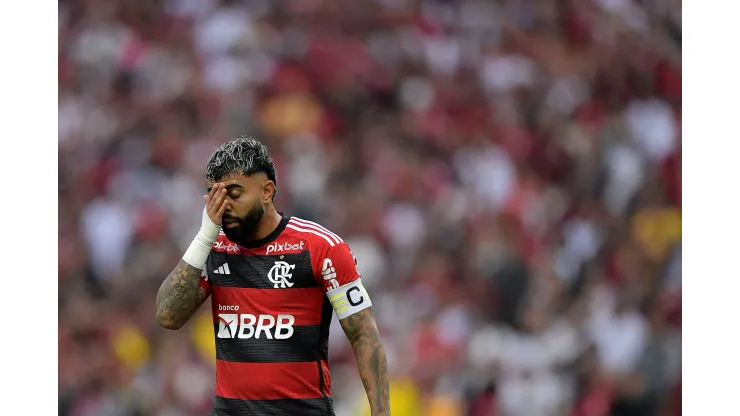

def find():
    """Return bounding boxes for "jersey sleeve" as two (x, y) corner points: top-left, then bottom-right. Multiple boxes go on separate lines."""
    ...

(314, 242), (372, 319)
(200, 268), (212, 297)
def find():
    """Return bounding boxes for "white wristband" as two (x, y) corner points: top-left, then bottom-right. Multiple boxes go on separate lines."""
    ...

(182, 208), (221, 268)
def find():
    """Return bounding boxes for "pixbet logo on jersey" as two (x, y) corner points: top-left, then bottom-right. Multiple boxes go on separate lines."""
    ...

(265, 240), (305, 255)
(321, 258), (339, 291)
(217, 308), (295, 339)
(212, 241), (241, 252)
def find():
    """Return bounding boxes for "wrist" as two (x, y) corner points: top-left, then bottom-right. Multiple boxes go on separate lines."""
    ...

(182, 213), (221, 268)
(198, 215), (221, 242)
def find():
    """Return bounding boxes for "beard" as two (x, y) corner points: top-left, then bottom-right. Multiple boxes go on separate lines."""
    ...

(221, 203), (265, 244)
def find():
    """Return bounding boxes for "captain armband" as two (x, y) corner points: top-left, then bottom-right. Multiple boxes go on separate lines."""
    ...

(326, 279), (372, 320)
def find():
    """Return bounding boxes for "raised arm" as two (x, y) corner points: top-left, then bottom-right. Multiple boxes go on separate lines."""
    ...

(340, 307), (391, 416)
(156, 183), (227, 330)
(156, 260), (210, 330)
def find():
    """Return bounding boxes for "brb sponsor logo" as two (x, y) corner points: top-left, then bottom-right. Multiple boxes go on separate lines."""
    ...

(217, 308), (295, 340)
(212, 241), (241, 253)
(266, 240), (305, 255)
(322, 258), (340, 291)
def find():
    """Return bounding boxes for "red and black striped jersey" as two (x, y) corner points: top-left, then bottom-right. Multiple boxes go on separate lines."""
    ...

(200, 216), (367, 416)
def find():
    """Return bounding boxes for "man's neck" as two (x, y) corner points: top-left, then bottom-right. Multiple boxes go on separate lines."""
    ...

(251, 208), (282, 241)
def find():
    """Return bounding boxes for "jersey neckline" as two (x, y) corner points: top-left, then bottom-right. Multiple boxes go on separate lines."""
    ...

(240, 214), (291, 249)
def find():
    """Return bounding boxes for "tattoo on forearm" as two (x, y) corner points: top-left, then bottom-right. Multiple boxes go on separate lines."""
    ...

(156, 259), (208, 329)
(341, 308), (391, 415)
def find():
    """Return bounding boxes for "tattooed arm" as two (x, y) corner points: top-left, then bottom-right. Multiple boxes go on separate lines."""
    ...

(156, 183), (227, 329)
(156, 259), (209, 330)
(340, 307), (391, 416)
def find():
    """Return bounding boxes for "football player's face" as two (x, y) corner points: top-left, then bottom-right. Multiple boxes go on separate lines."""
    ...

(209, 173), (274, 242)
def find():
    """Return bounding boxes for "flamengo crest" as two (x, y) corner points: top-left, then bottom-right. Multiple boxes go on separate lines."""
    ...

(268, 261), (295, 288)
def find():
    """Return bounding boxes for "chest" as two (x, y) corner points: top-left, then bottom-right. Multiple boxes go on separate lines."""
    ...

(206, 250), (317, 290)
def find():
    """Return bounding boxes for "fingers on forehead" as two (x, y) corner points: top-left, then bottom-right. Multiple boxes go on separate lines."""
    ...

(210, 179), (238, 186)
(208, 179), (239, 190)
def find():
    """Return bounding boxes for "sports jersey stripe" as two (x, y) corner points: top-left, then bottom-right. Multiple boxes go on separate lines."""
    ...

(290, 217), (343, 242)
(212, 287), (325, 326)
(211, 396), (334, 416)
(208, 251), (318, 289)
(215, 360), (331, 400)
(215, 324), (325, 362)
(289, 217), (344, 244)
(317, 297), (335, 407)
(286, 224), (336, 246)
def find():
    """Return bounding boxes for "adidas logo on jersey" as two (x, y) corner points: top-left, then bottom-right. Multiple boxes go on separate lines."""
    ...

(214, 263), (231, 275)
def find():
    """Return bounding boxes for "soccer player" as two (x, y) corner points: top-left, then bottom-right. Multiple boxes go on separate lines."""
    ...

(155, 137), (391, 416)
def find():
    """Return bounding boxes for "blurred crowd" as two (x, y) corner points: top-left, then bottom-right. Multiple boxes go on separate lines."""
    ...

(58, 0), (682, 415)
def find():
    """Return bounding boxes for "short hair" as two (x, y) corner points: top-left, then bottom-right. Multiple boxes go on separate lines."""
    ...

(205, 136), (278, 201)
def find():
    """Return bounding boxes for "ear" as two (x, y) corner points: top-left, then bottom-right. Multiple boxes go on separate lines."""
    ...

(262, 181), (276, 203)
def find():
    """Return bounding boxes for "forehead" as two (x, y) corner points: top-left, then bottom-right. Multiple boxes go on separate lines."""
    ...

(208, 173), (266, 189)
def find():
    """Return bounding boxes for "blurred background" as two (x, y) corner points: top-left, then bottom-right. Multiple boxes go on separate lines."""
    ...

(58, 0), (682, 415)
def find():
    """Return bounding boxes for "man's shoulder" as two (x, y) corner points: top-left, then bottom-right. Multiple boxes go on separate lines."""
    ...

(284, 216), (345, 250)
